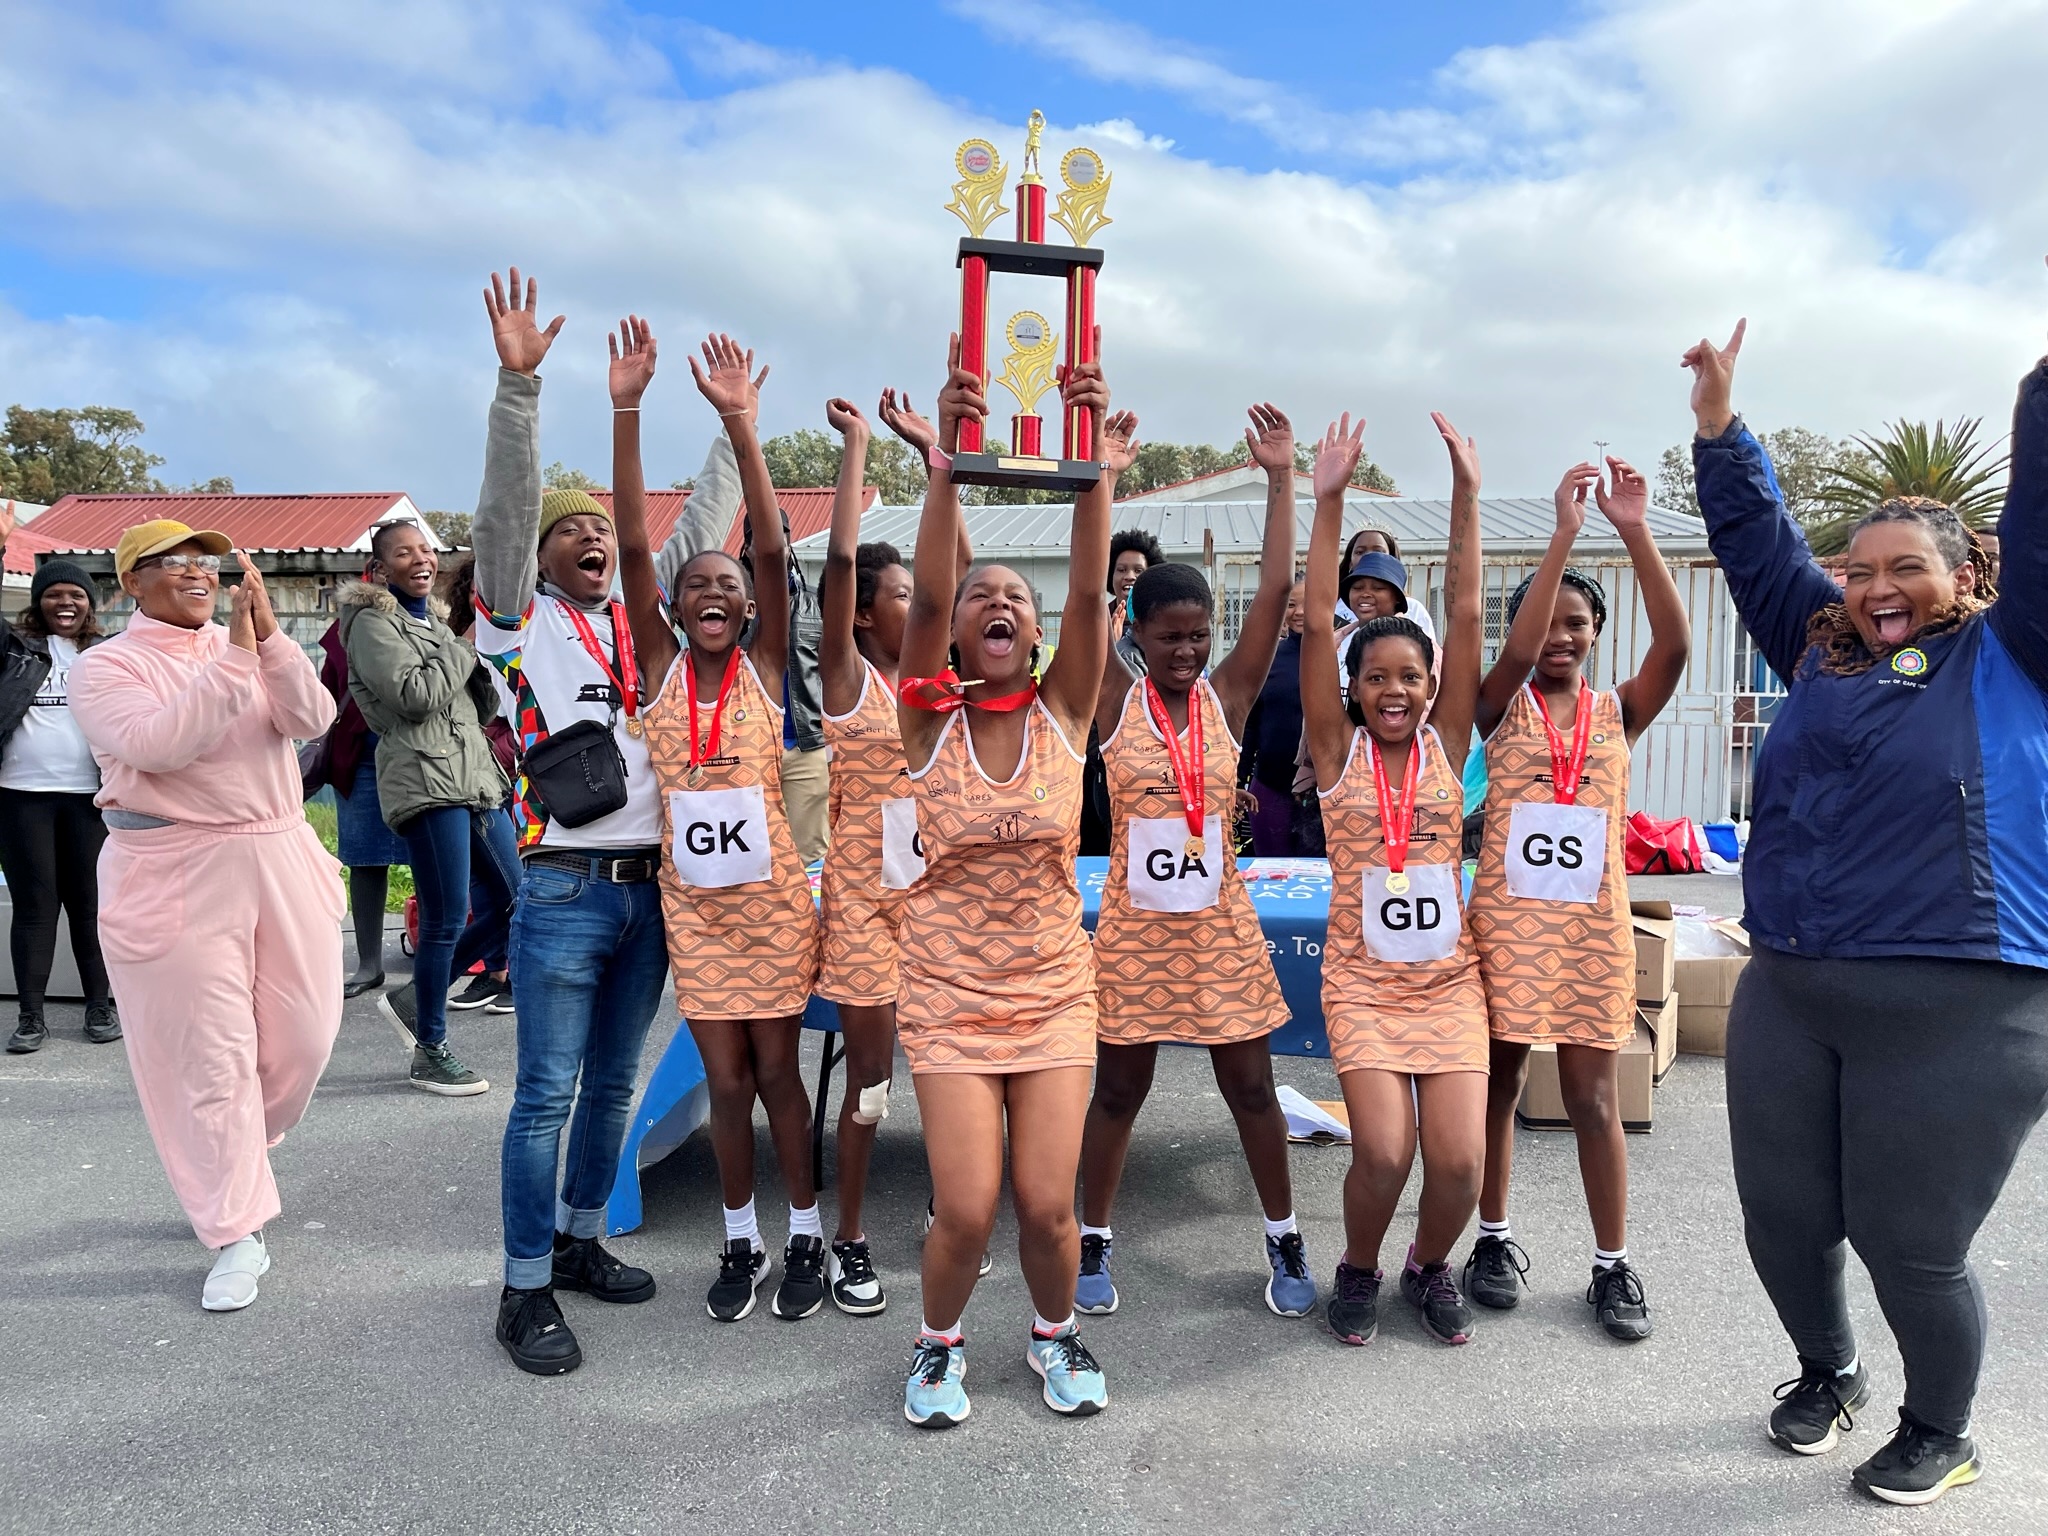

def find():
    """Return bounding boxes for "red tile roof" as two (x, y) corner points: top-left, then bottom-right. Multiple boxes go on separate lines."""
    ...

(26, 492), (419, 556)
(587, 487), (876, 557)
(3, 522), (69, 577)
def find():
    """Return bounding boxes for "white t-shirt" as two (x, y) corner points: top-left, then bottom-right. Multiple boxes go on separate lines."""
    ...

(474, 595), (663, 849)
(0, 636), (100, 794)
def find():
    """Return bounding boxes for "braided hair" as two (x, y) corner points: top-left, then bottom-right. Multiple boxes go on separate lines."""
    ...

(1344, 615), (1436, 728)
(1806, 496), (1995, 675)
(1505, 566), (1609, 633)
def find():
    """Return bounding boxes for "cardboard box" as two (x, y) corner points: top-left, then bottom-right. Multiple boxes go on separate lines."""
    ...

(1631, 900), (1676, 1003)
(1515, 1000), (1671, 1134)
(1676, 919), (1750, 1056)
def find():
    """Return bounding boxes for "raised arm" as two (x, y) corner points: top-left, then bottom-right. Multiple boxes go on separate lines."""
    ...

(1426, 413), (1484, 778)
(1988, 350), (2048, 690)
(1038, 347), (1124, 739)
(1686, 320), (1841, 682)
(470, 268), (562, 623)
(692, 334), (788, 702)
(1092, 612), (1140, 742)
(655, 355), (765, 596)
(1475, 463), (1590, 737)
(1300, 416), (1367, 789)
(1209, 402), (1300, 735)
(881, 387), (974, 584)
(820, 396), (873, 716)
(1599, 456), (1691, 741)
(896, 339), (980, 768)
(608, 315), (681, 683)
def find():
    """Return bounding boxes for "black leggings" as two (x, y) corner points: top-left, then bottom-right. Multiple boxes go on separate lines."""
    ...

(1728, 945), (2048, 1435)
(0, 786), (110, 1007)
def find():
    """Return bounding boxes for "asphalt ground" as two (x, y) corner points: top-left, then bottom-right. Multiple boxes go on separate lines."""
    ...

(5, 892), (2045, 1535)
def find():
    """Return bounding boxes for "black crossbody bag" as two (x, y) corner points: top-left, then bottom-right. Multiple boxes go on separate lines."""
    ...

(518, 611), (632, 828)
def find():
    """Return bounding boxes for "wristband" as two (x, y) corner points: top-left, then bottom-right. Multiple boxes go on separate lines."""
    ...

(927, 444), (953, 472)
(613, 406), (640, 413)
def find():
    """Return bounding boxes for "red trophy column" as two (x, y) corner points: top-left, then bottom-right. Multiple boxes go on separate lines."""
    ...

(957, 254), (989, 455)
(1063, 264), (1097, 462)
(1011, 414), (1043, 456)
(1016, 180), (1046, 243)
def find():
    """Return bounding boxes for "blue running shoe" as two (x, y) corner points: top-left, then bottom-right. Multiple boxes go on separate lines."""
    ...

(903, 1336), (970, 1429)
(1264, 1230), (1317, 1317)
(1075, 1232), (1118, 1315)
(1026, 1328), (1108, 1416)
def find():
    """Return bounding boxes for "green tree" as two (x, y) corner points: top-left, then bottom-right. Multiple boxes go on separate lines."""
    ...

(1, 405), (168, 501)
(863, 436), (927, 505)
(543, 461), (603, 491)
(759, 428), (842, 490)
(422, 509), (473, 546)
(1804, 417), (2007, 554)
(178, 475), (236, 495)
(1657, 426), (1870, 524)
(1110, 437), (1396, 500)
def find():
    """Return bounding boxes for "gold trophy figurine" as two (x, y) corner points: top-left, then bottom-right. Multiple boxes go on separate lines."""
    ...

(994, 311), (1060, 457)
(1021, 109), (1047, 180)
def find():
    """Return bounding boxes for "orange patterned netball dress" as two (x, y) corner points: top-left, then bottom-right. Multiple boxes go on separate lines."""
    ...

(1320, 725), (1489, 1075)
(896, 701), (1096, 1075)
(1468, 684), (1633, 1048)
(642, 651), (820, 1021)
(1094, 678), (1287, 1045)
(818, 660), (918, 1006)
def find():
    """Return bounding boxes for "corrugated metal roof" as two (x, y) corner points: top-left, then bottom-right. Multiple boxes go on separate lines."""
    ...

(588, 487), (876, 558)
(4, 522), (70, 577)
(29, 492), (421, 555)
(794, 496), (1709, 561)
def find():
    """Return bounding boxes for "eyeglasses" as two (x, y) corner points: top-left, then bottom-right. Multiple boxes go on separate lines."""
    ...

(135, 554), (223, 575)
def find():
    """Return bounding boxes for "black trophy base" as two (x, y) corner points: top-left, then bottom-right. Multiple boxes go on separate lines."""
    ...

(949, 451), (1103, 494)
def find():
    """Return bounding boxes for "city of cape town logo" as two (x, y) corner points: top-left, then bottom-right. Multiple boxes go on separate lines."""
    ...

(1892, 647), (1928, 676)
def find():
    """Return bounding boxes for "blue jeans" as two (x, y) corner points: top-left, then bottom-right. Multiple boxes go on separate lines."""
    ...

(500, 856), (669, 1288)
(397, 804), (522, 1048)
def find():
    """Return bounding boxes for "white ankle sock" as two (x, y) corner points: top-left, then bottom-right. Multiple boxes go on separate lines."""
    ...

(1033, 1311), (1075, 1337)
(788, 1203), (823, 1241)
(1080, 1223), (1112, 1241)
(1838, 1356), (1861, 1378)
(920, 1317), (963, 1345)
(1593, 1244), (1627, 1271)
(1479, 1217), (1512, 1240)
(1262, 1212), (1298, 1241)
(724, 1199), (761, 1248)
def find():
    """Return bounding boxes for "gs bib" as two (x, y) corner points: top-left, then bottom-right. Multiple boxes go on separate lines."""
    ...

(1503, 801), (1607, 904)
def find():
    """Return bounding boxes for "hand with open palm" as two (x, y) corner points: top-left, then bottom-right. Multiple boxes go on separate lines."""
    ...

(1244, 403), (1295, 476)
(1596, 457), (1651, 531)
(608, 316), (657, 408)
(1312, 414), (1366, 501)
(483, 267), (565, 376)
(689, 334), (760, 420)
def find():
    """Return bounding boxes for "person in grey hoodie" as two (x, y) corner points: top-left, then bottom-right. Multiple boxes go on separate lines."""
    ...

(339, 518), (518, 1097)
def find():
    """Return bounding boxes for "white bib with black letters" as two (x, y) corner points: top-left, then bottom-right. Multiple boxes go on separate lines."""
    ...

(1503, 801), (1607, 904)
(668, 785), (772, 888)
(879, 795), (927, 891)
(1126, 814), (1224, 913)
(1361, 863), (1463, 962)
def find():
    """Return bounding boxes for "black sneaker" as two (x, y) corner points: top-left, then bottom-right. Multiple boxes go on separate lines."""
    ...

(409, 1043), (488, 1096)
(772, 1234), (827, 1320)
(496, 1286), (582, 1375)
(484, 983), (516, 1015)
(1463, 1233), (1530, 1310)
(7, 1007), (46, 1054)
(1852, 1410), (1983, 1506)
(1327, 1261), (1382, 1346)
(706, 1239), (770, 1321)
(1402, 1258), (1475, 1345)
(448, 974), (500, 1010)
(83, 1002), (122, 1044)
(828, 1238), (887, 1315)
(1586, 1260), (1652, 1341)
(1771, 1358), (1871, 1456)
(379, 983), (420, 1049)
(552, 1233), (655, 1304)
(925, 1197), (991, 1277)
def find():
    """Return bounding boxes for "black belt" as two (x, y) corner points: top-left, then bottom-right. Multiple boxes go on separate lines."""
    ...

(523, 847), (662, 884)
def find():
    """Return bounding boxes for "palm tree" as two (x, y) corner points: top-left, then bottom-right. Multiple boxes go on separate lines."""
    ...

(1806, 417), (2008, 555)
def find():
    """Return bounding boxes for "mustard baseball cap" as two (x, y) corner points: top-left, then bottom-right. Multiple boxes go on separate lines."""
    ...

(114, 519), (234, 577)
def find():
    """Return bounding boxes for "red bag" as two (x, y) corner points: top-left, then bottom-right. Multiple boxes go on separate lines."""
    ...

(1625, 812), (1705, 875)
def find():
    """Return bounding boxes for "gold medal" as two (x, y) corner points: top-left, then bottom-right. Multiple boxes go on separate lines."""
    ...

(1385, 870), (1411, 895)
(685, 765), (705, 789)
(1184, 836), (1205, 860)
(625, 715), (643, 738)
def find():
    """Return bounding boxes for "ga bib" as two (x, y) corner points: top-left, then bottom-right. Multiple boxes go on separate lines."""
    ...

(1504, 801), (1607, 904)
(879, 795), (927, 891)
(1362, 863), (1463, 963)
(1126, 814), (1224, 913)
(668, 784), (772, 889)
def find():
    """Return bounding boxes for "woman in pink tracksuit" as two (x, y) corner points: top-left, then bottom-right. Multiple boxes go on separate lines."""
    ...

(69, 520), (346, 1313)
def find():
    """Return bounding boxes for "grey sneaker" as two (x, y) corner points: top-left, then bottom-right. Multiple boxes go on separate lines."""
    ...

(7, 1007), (47, 1054)
(410, 1042), (488, 1097)
(83, 1002), (123, 1044)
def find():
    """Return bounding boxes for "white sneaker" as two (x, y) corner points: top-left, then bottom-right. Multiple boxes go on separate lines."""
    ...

(202, 1233), (270, 1311)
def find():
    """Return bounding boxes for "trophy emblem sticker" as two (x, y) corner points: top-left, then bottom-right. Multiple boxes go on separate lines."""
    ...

(1053, 147), (1113, 245)
(946, 138), (1009, 239)
(996, 311), (1060, 458)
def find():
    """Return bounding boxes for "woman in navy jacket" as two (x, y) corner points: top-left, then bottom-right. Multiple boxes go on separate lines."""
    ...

(1689, 319), (2048, 1508)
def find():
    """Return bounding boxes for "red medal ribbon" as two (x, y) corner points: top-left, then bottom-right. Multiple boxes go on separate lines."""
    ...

(560, 599), (640, 724)
(1368, 732), (1423, 874)
(1528, 681), (1594, 806)
(897, 669), (1038, 714)
(1142, 679), (1206, 845)
(685, 648), (743, 772)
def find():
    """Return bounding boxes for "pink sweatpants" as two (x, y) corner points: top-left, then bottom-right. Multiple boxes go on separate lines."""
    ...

(98, 816), (346, 1248)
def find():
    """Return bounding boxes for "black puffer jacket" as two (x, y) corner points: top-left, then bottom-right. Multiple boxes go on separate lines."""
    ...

(0, 620), (87, 768)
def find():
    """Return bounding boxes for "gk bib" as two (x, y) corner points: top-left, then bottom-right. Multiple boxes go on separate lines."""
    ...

(669, 784), (772, 888)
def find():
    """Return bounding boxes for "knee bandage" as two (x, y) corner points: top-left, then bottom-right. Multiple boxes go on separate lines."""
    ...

(853, 1079), (891, 1126)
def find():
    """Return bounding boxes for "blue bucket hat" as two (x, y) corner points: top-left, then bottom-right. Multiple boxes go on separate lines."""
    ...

(1345, 551), (1410, 613)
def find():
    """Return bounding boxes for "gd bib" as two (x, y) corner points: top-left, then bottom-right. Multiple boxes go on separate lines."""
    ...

(668, 784), (772, 888)
(1504, 801), (1607, 903)
(1362, 863), (1462, 962)
(1127, 814), (1224, 913)
(879, 795), (927, 890)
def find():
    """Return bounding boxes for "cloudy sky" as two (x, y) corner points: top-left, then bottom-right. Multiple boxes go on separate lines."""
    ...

(1, 0), (2043, 511)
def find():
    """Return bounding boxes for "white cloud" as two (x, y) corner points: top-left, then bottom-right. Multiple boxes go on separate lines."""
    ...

(0, 0), (2042, 513)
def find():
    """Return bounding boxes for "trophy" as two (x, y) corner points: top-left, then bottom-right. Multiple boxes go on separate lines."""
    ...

(944, 110), (1110, 492)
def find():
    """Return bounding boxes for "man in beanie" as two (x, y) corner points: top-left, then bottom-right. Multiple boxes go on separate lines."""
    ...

(0, 502), (118, 1051)
(468, 270), (667, 1376)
